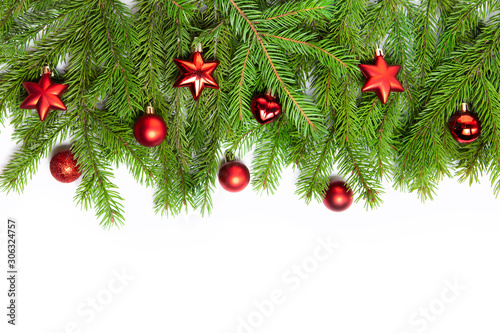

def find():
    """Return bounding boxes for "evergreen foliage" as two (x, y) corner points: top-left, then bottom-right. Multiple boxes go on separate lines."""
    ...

(1, 0), (499, 227)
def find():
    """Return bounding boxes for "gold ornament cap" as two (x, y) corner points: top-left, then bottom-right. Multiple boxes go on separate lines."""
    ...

(145, 104), (155, 114)
(41, 66), (52, 76)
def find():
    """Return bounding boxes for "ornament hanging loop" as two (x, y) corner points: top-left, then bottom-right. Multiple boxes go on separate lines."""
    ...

(193, 43), (203, 53)
(145, 104), (155, 114)
(41, 65), (52, 76)
(224, 150), (236, 163)
(375, 48), (384, 57)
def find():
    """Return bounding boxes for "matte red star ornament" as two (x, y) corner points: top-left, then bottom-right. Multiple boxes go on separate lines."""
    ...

(173, 52), (220, 101)
(20, 73), (69, 121)
(358, 53), (404, 104)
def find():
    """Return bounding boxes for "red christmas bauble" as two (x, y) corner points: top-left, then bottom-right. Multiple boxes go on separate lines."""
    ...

(448, 108), (481, 143)
(358, 52), (404, 104)
(20, 73), (69, 121)
(134, 113), (167, 147)
(50, 149), (81, 183)
(251, 94), (282, 124)
(323, 180), (353, 212)
(218, 161), (250, 192)
(173, 51), (219, 101)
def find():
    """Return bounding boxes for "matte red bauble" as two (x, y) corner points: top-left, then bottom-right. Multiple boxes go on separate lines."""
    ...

(251, 94), (282, 124)
(20, 67), (69, 121)
(448, 103), (481, 143)
(50, 149), (81, 183)
(358, 50), (404, 104)
(323, 180), (353, 212)
(134, 106), (167, 147)
(218, 161), (250, 192)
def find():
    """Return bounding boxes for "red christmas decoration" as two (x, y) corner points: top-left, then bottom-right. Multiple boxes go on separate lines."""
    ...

(251, 94), (282, 124)
(173, 50), (219, 101)
(323, 180), (353, 212)
(50, 149), (81, 183)
(448, 103), (481, 143)
(218, 161), (250, 193)
(20, 67), (69, 121)
(358, 50), (404, 104)
(134, 105), (167, 147)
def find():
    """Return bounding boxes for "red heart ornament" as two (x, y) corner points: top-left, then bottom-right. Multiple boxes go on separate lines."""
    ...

(251, 94), (282, 124)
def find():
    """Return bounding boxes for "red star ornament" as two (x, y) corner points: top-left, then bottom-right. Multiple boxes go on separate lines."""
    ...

(20, 73), (69, 121)
(173, 52), (220, 101)
(358, 54), (404, 104)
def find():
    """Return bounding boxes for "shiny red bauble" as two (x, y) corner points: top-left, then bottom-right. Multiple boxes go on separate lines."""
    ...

(323, 180), (353, 212)
(50, 149), (82, 183)
(218, 161), (250, 192)
(448, 109), (481, 143)
(173, 51), (220, 101)
(134, 113), (167, 147)
(251, 94), (282, 124)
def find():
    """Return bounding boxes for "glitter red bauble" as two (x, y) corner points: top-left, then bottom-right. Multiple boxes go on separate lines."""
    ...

(50, 150), (81, 183)
(134, 114), (167, 147)
(448, 109), (481, 143)
(173, 51), (219, 101)
(323, 180), (353, 212)
(251, 94), (282, 124)
(20, 73), (69, 121)
(358, 54), (404, 104)
(218, 161), (250, 192)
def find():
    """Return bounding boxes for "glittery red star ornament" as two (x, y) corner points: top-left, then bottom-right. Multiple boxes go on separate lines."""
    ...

(358, 54), (404, 104)
(20, 74), (69, 121)
(173, 52), (220, 101)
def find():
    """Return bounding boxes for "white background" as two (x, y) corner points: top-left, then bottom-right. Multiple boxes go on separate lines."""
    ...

(1, 116), (500, 333)
(2, 2), (500, 330)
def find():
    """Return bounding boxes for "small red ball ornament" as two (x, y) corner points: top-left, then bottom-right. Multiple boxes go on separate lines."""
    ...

(448, 103), (481, 144)
(134, 105), (167, 147)
(218, 161), (250, 192)
(323, 180), (353, 212)
(251, 94), (282, 124)
(50, 149), (81, 183)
